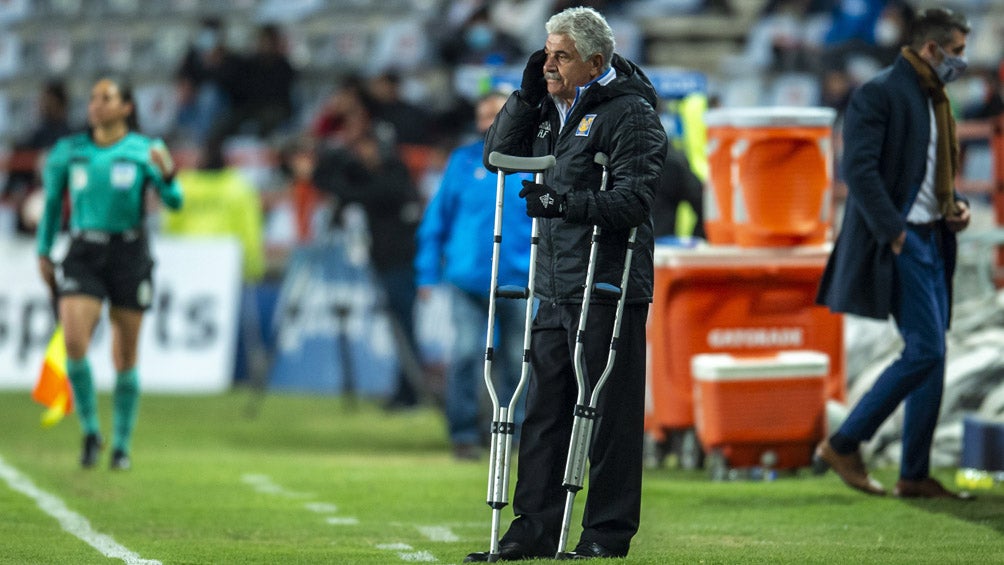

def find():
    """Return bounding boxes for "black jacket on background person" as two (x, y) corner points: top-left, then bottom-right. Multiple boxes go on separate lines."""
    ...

(483, 54), (667, 305)
(816, 54), (964, 320)
(653, 144), (705, 239)
(311, 138), (421, 272)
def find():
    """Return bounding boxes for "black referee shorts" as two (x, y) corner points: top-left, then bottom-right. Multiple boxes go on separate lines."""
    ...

(56, 230), (155, 311)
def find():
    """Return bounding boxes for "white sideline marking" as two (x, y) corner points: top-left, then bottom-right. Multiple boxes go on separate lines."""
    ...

(240, 473), (311, 498)
(242, 472), (440, 562)
(390, 520), (482, 529)
(304, 502), (339, 513)
(399, 550), (437, 562)
(416, 525), (459, 542)
(0, 454), (161, 565)
(326, 516), (360, 525)
(376, 543), (437, 562)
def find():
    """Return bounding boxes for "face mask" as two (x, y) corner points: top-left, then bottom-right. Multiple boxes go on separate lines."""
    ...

(935, 46), (968, 83)
(465, 23), (495, 51)
(196, 29), (219, 53)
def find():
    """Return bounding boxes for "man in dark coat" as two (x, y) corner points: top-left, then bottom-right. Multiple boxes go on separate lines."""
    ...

(815, 7), (973, 500)
(465, 6), (667, 562)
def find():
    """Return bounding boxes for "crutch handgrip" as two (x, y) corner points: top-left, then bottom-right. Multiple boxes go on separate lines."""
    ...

(488, 152), (557, 174)
(593, 152), (610, 167)
(592, 283), (622, 299)
(496, 285), (530, 299)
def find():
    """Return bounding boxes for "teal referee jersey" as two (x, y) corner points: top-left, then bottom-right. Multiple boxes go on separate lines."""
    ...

(37, 132), (184, 257)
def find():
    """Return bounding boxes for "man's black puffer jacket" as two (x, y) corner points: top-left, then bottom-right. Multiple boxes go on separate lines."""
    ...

(484, 54), (667, 305)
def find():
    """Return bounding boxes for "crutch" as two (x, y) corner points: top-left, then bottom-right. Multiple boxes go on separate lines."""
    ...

(555, 152), (637, 559)
(480, 151), (556, 562)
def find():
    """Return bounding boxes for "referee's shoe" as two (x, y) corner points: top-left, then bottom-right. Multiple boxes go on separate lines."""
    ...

(110, 449), (131, 471)
(81, 433), (103, 469)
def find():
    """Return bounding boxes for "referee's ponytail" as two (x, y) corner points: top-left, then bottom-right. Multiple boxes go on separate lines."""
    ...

(114, 77), (141, 132)
(91, 75), (141, 132)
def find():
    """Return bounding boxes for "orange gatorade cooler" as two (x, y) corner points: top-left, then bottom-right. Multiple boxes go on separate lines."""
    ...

(691, 351), (829, 471)
(645, 244), (844, 451)
(703, 110), (737, 244)
(703, 107), (836, 247)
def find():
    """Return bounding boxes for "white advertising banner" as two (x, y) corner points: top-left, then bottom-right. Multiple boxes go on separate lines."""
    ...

(0, 236), (241, 393)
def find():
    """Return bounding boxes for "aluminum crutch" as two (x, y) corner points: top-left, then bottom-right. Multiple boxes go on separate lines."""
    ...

(480, 151), (556, 562)
(555, 152), (638, 559)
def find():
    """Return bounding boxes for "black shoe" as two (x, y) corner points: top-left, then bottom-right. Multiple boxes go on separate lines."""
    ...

(452, 443), (483, 461)
(571, 541), (627, 559)
(382, 394), (419, 412)
(464, 540), (551, 562)
(110, 449), (131, 471)
(80, 433), (103, 469)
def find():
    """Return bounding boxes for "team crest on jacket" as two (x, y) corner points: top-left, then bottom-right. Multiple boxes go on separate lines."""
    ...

(575, 115), (597, 137)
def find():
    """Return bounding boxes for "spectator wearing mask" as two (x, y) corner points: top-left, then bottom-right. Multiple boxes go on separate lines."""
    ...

(815, 7), (973, 501)
(174, 17), (238, 144)
(439, 7), (526, 67)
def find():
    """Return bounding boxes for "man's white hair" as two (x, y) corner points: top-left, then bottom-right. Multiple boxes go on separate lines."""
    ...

(545, 6), (615, 71)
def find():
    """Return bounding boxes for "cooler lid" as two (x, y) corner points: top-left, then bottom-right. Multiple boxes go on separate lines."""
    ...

(692, 350), (829, 381)
(704, 107), (836, 128)
(653, 243), (833, 268)
(703, 108), (732, 127)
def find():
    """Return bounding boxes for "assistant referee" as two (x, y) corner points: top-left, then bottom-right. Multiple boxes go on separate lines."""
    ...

(36, 77), (184, 470)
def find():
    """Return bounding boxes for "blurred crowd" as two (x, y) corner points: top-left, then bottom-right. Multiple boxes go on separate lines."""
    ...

(2, 0), (1002, 254)
(0, 1), (1001, 409)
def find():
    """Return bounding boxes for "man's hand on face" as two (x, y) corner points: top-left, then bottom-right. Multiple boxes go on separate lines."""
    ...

(519, 49), (547, 106)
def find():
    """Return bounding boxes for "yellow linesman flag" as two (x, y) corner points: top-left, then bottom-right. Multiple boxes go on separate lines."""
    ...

(31, 324), (73, 428)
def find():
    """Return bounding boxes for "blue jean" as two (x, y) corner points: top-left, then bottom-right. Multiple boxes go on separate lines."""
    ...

(836, 224), (948, 480)
(445, 285), (528, 445)
(378, 265), (419, 403)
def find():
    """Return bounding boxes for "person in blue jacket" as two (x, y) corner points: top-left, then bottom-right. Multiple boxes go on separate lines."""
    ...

(815, 7), (972, 500)
(414, 92), (532, 461)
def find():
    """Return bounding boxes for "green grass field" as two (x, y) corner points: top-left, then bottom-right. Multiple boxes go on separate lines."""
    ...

(1, 390), (1002, 564)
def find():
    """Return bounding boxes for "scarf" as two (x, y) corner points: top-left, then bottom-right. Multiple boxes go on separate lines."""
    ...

(901, 46), (959, 216)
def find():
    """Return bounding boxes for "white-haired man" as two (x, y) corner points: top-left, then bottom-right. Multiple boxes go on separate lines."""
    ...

(466, 6), (667, 561)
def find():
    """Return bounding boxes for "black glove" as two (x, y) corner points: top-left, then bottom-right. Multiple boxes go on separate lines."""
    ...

(519, 180), (565, 218)
(520, 49), (547, 106)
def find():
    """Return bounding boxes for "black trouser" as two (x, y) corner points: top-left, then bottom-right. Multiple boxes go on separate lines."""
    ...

(502, 301), (648, 555)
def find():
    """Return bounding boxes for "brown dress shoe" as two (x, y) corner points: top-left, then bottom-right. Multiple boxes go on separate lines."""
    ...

(894, 477), (974, 500)
(815, 439), (886, 496)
